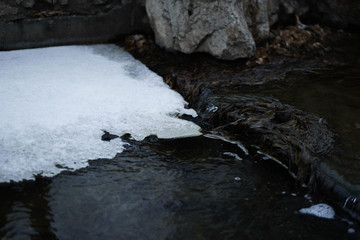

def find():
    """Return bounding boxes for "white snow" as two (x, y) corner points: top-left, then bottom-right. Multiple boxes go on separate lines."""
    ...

(299, 203), (335, 219)
(0, 44), (201, 182)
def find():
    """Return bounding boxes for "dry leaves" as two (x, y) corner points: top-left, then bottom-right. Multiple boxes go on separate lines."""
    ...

(247, 24), (333, 67)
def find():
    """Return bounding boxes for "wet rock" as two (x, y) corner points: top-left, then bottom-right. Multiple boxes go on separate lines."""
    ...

(145, 0), (256, 60)
(101, 130), (119, 141)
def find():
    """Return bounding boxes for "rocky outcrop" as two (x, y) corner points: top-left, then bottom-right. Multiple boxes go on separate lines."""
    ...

(145, 0), (256, 60)
(144, 0), (306, 59)
(145, 0), (360, 60)
(2, 0), (359, 55)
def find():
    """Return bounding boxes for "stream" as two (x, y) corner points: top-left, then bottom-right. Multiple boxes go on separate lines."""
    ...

(1, 136), (359, 239)
(1, 44), (360, 239)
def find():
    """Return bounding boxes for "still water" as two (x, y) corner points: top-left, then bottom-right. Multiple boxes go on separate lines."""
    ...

(1, 136), (358, 239)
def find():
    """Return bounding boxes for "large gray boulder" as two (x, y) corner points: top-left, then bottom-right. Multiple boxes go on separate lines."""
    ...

(146, 0), (256, 60)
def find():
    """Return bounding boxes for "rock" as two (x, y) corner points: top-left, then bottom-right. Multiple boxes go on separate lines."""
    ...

(145, 0), (256, 60)
(101, 130), (119, 141)
(243, 0), (279, 42)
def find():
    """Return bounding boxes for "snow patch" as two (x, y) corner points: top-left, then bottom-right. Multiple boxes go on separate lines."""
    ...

(0, 44), (201, 182)
(299, 203), (335, 219)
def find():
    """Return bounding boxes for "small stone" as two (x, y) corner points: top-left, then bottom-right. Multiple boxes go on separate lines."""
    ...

(234, 177), (241, 181)
(348, 228), (355, 234)
(101, 130), (119, 141)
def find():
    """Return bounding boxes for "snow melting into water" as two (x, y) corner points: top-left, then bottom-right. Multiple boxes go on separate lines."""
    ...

(299, 203), (335, 219)
(0, 44), (201, 183)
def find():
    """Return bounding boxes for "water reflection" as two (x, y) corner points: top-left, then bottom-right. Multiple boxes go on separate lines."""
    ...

(0, 177), (56, 239)
(1, 136), (359, 239)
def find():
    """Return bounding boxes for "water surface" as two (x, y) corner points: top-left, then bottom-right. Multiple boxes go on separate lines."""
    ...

(1, 136), (358, 239)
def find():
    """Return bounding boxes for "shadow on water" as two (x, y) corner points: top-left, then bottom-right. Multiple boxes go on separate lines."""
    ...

(1, 136), (359, 239)
(0, 177), (56, 239)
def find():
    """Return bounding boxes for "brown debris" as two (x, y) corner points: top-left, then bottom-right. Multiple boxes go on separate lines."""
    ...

(123, 34), (155, 54)
(29, 10), (69, 18)
(247, 24), (335, 67)
(207, 97), (334, 183)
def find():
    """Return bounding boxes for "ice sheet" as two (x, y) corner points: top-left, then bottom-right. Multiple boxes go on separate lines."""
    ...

(0, 44), (201, 182)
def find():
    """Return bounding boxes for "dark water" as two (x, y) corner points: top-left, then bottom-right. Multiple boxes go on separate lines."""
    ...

(233, 63), (360, 187)
(1, 135), (359, 239)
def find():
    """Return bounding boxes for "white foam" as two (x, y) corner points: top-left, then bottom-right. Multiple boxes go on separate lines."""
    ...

(0, 44), (201, 182)
(223, 152), (243, 161)
(299, 203), (335, 219)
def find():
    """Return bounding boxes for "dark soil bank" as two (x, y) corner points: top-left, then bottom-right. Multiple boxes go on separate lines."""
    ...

(119, 28), (360, 220)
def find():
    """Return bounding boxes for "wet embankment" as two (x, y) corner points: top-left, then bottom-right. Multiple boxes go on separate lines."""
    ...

(120, 31), (360, 220)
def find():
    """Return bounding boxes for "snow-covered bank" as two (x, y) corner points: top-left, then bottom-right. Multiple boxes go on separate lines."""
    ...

(0, 44), (201, 182)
